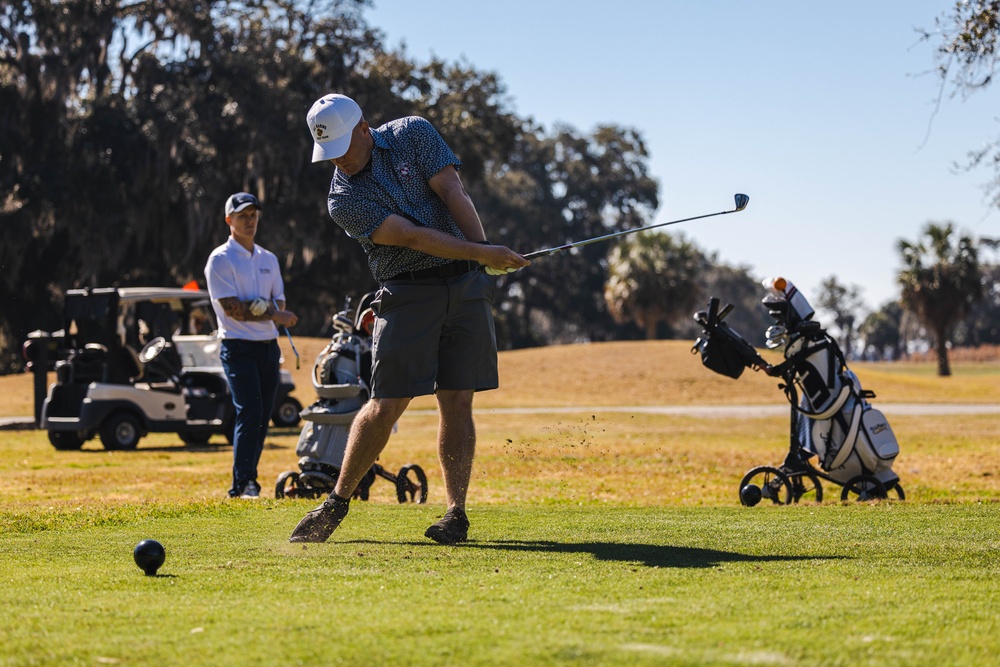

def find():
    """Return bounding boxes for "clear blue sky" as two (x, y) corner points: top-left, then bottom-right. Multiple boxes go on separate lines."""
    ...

(365, 0), (998, 311)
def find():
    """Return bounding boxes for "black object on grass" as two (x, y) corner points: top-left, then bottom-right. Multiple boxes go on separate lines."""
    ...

(133, 539), (166, 576)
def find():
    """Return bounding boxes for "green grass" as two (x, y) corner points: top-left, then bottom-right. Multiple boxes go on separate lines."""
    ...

(2, 501), (999, 666)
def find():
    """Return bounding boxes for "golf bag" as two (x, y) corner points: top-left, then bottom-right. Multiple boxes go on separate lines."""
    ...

(274, 294), (428, 503)
(693, 277), (903, 503)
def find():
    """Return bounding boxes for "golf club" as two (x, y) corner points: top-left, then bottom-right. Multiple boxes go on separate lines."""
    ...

(523, 193), (749, 260)
(273, 299), (300, 369)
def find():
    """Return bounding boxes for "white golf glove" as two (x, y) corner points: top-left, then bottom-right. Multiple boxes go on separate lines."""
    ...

(483, 266), (518, 276)
(248, 297), (269, 316)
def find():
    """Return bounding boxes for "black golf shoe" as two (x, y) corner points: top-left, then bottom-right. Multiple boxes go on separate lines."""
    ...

(288, 496), (350, 543)
(424, 507), (469, 544)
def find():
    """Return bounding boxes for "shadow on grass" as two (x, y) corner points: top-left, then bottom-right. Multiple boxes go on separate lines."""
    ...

(344, 539), (843, 569)
(452, 540), (841, 569)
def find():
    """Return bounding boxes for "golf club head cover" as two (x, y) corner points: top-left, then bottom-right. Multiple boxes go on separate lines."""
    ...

(761, 277), (814, 327)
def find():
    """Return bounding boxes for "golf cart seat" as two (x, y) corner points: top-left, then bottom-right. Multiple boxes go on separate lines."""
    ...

(61, 344), (108, 384)
(105, 345), (144, 384)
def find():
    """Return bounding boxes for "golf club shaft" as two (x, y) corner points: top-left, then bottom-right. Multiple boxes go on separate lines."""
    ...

(523, 194), (749, 260)
(273, 299), (300, 369)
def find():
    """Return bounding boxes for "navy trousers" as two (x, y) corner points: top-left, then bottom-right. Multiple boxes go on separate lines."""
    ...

(220, 339), (281, 496)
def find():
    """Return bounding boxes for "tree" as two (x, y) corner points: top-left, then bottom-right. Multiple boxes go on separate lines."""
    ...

(0, 0), (382, 370)
(921, 1), (1000, 206)
(603, 233), (708, 339)
(956, 238), (1000, 346)
(478, 123), (660, 348)
(814, 276), (867, 358)
(897, 223), (982, 376)
(859, 301), (904, 360)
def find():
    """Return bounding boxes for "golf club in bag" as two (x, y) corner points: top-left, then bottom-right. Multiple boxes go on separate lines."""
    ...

(524, 193), (749, 259)
(692, 277), (903, 505)
(274, 294), (428, 503)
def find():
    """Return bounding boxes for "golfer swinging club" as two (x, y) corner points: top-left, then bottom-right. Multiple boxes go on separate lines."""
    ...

(289, 94), (529, 544)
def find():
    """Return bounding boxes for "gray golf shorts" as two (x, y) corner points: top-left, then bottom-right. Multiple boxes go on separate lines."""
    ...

(370, 269), (498, 398)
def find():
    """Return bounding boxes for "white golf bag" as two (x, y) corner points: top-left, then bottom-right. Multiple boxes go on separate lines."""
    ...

(294, 330), (371, 478)
(785, 333), (900, 486)
(762, 277), (900, 487)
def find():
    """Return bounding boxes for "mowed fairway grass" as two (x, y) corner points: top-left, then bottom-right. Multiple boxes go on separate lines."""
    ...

(1, 341), (999, 666)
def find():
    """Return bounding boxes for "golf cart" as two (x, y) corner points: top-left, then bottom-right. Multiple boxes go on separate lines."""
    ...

(25, 287), (301, 451)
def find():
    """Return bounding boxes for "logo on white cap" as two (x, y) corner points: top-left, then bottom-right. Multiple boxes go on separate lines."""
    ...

(307, 94), (362, 162)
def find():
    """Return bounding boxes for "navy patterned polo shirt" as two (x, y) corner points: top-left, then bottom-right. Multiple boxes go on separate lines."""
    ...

(327, 116), (466, 281)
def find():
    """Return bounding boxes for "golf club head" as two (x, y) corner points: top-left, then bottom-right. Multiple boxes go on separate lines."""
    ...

(734, 193), (749, 211)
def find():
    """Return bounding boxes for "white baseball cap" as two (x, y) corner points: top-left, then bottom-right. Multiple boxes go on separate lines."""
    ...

(307, 94), (363, 162)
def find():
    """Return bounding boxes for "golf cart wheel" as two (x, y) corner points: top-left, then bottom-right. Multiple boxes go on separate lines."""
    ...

(272, 396), (303, 428)
(48, 430), (85, 451)
(395, 464), (429, 504)
(840, 474), (888, 502)
(885, 482), (905, 501)
(739, 466), (793, 506)
(178, 430), (213, 446)
(99, 411), (142, 450)
(275, 470), (301, 499)
(786, 470), (823, 504)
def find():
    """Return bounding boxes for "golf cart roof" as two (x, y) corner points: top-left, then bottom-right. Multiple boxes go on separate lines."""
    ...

(116, 287), (210, 302)
(65, 287), (210, 304)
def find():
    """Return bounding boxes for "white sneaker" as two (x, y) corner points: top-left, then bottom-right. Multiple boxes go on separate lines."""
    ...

(239, 481), (261, 499)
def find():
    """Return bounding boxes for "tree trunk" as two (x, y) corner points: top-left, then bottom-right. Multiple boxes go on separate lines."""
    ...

(645, 318), (658, 340)
(934, 326), (951, 377)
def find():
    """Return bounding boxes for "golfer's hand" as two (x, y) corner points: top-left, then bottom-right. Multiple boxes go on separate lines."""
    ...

(479, 244), (530, 276)
(273, 310), (298, 327)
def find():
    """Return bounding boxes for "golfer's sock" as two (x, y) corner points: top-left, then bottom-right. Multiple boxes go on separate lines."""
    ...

(330, 493), (350, 507)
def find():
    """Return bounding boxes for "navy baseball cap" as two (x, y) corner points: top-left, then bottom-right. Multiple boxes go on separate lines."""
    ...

(225, 192), (260, 216)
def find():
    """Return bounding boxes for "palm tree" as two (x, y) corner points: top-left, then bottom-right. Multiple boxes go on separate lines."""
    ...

(604, 233), (708, 339)
(897, 223), (982, 376)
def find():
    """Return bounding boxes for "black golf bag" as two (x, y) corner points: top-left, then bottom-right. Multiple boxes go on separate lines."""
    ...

(274, 294), (428, 503)
(693, 277), (903, 504)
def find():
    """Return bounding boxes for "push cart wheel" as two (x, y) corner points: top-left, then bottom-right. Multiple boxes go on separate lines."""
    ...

(786, 470), (823, 504)
(275, 470), (301, 499)
(840, 474), (887, 502)
(395, 464), (428, 504)
(353, 467), (377, 501)
(738, 466), (792, 506)
(885, 482), (905, 500)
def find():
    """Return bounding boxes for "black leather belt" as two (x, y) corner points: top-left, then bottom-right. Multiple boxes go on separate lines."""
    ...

(383, 260), (477, 282)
